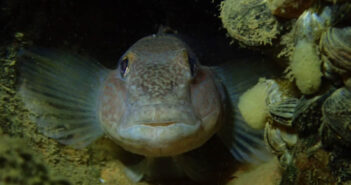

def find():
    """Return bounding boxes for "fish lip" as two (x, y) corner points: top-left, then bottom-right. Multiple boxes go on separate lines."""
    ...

(141, 121), (176, 127)
(116, 121), (210, 157)
(124, 103), (201, 127)
(118, 121), (202, 143)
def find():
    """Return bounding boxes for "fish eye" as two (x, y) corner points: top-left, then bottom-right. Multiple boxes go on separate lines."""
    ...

(188, 55), (198, 77)
(120, 57), (129, 77)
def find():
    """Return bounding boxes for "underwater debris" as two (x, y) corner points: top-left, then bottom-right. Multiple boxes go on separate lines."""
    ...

(292, 148), (337, 185)
(227, 158), (282, 185)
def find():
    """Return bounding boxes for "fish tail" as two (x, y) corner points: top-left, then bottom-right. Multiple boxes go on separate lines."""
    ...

(213, 56), (280, 163)
(17, 49), (109, 148)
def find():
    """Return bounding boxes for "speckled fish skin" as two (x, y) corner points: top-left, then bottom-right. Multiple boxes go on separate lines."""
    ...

(99, 35), (224, 157)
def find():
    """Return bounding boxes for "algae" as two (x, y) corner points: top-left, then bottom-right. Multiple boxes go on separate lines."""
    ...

(0, 135), (71, 185)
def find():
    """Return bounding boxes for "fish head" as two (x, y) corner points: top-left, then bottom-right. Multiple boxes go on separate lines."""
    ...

(100, 35), (224, 157)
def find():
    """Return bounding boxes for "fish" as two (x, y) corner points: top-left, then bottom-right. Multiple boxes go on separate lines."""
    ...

(17, 34), (278, 182)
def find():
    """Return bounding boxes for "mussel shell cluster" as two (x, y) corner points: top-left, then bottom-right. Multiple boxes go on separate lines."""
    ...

(287, 3), (351, 95)
(264, 78), (351, 151)
(264, 123), (296, 168)
(265, 79), (297, 127)
(219, 0), (339, 48)
(262, 79), (298, 168)
(220, 0), (351, 182)
(269, 86), (351, 150)
(264, 123), (297, 154)
(220, 0), (351, 99)
(291, 91), (332, 136)
(316, 15), (351, 150)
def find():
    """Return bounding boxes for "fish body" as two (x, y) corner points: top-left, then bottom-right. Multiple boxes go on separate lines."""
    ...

(18, 34), (276, 181)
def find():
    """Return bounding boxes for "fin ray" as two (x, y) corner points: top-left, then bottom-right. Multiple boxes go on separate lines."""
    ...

(213, 56), (280, 163)
(18, 49), (109, 148)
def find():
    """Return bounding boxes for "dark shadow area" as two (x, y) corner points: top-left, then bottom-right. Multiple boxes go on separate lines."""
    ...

(0, 0), (259, 68)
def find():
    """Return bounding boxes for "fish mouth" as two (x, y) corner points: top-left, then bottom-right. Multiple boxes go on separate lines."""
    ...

(118, 103), (201, 143)
(122, 103), (201, 128)
(142, 121), (176, 127)
(119, 121), (201, 143)
(117, 120), (202, 146)
(117, 120), (205, 155)
(114, 103), (217, 157)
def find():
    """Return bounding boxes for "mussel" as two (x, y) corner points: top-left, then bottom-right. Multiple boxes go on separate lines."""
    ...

(263, 79), (298, 168)
(264, 123), (297, 168)
(321, 87), (351, 149)
(286, 7), (333, 95)
(220, 0), (281, 47)
(320, 27), (351, 78)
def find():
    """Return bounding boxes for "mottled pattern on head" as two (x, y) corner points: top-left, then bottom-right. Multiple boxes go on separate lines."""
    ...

(124, 35), (193, 105)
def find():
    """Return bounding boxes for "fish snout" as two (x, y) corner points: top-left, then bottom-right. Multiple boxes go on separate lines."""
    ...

(113, 103), (207, 156)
